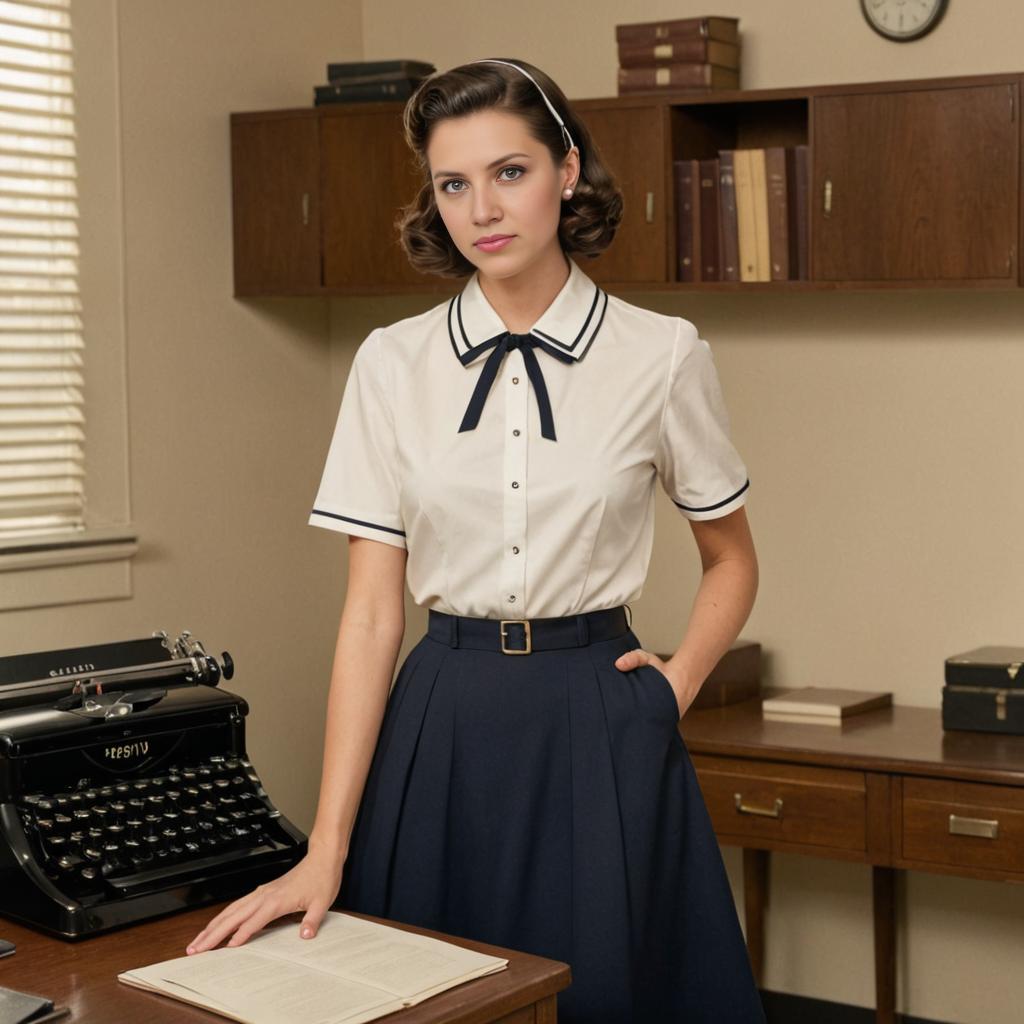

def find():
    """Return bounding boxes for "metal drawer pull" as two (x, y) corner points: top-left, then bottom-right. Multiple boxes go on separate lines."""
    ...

(948, 813), (999, 839)
(734, 792), (783, 819)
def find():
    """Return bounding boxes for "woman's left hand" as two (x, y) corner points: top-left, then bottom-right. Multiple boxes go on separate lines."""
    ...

(614, 648), (698, 719)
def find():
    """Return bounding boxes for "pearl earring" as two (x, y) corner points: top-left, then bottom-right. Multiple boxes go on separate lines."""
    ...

(563, 187), (574, 198)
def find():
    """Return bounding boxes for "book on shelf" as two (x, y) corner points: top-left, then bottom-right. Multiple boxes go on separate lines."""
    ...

(618, 62), (739, 94)
(673, 144), (809, 283)
(117, 911), (509, 1024)
(698, 157), (721, 279)
(673, 159), (700, 281)
(314, 79), (419, 105)
(314, 59), (436, 106)
(618, 38), (740, 70)
(616, 16), (740, 46)
(761, 687), (892, 725)
(326, 59), (435, 83)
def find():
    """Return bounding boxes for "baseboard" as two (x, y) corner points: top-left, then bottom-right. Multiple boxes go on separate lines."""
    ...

(761, 988), (950, 1024)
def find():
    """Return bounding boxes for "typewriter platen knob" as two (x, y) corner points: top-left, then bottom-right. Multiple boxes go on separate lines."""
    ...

(221, 652), (234, 681)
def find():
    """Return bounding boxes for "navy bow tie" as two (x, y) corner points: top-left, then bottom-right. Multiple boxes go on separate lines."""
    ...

(458, 331), (575, 441)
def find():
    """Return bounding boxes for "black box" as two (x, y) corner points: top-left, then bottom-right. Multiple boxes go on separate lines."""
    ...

(942, 645), (1024, 735)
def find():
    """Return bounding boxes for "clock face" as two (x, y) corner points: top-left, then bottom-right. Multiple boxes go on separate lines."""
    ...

(860, 0), (949, 41)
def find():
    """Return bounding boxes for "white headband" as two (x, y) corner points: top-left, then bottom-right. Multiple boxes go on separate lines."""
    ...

(469, 58), (577, 156)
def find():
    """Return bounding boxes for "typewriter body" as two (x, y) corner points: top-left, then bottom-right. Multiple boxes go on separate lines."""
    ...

(0, 630), (307, 939)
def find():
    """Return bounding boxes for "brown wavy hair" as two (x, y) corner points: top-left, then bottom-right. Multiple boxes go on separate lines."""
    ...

(397, 58), (624, 277)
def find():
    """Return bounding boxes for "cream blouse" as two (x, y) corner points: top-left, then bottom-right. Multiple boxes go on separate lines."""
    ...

(309, 256), (750, 619)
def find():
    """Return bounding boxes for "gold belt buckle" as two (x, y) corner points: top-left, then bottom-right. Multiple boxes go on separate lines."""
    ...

(500, 619), (532, 655)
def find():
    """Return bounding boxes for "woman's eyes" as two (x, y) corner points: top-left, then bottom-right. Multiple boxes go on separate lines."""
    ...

(441, 166), (524, 195)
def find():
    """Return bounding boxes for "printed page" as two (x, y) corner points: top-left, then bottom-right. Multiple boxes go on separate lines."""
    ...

(120, 946), (401, 1024)
(244, 911), (508, 999)
(117, 972), (252, 1024)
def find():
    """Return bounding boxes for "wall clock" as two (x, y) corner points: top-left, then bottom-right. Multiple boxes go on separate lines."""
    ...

(860, 0), (949, 41)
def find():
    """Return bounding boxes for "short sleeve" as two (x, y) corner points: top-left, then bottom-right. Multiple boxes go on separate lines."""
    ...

(308, 329), (407, 548)
(654, 319), (750, 521)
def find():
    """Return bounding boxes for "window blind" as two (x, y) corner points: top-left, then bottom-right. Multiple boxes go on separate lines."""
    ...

(0, 0), (84, 544)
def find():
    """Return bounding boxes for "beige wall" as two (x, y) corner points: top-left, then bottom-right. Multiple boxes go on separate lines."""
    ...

(0, 0), (1021, 1020)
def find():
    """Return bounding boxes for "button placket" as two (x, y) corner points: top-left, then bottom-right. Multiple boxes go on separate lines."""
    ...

(502, 348), (528, 611)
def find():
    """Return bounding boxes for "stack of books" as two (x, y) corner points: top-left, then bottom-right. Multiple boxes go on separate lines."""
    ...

(314, 59), (436, 106)
(674, 145), (810, 283)
(616, 16), (740, 96)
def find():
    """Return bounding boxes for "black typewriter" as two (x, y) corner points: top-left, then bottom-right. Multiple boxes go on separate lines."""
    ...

(0, 629), (307, 939)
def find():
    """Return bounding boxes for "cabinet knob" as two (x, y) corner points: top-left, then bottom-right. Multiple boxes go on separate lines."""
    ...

(823, 179), (832, 217)
(645, 191), (654, 223)
(301, 192), (310, 226)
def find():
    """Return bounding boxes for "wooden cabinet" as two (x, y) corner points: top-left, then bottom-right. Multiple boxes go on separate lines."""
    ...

(230, 105), (440, 296)
(572, 100), (670, 284)
(813, 81), (1019, 284)
(229, 71), (1024, 296)
(319, 106), (435, 291)
(230, 112), (321, 294)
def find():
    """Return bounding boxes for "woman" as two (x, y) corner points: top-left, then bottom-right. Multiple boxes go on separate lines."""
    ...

(187, 57), (763, 1023)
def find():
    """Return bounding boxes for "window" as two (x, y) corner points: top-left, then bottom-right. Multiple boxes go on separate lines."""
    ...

(0, 0), (136, 610)
(0, 0), (84, 543)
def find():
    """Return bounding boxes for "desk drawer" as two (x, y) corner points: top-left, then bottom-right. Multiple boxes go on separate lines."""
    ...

(901, 777), (1024, 874)
(691, 754), (867, 853)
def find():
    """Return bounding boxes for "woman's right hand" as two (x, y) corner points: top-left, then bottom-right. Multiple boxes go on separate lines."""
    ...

(184, 841), (346, 954)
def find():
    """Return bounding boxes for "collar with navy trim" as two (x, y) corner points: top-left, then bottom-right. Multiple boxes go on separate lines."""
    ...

(447, 258), (609, 441)
(448, 256), (608, 367)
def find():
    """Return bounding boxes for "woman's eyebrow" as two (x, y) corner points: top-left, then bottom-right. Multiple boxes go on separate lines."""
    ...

(432, 152), (532, 179)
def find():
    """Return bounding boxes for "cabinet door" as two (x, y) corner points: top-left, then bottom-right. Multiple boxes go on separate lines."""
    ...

(230, 114), (320, 295)
(813, 83), (1019, 283)
(321, 107), (434, 290)
(576, 104), (668, 284)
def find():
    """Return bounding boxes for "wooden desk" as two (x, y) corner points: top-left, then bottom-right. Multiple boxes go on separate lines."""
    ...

(0, 902), (571, 1023)
(679, 694), (1024, 1024)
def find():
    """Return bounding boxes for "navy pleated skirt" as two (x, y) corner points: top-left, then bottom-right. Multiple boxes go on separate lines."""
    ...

(335, 607), (766, 1023)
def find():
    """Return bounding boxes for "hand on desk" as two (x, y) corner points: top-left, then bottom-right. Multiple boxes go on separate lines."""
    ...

(184, 842), (345, 954)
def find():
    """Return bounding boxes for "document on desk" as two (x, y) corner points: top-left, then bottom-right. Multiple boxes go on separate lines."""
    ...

(117, 911), (509, 1024)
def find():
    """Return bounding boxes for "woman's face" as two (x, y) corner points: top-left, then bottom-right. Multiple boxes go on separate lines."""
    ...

(427, 109), (578, 278)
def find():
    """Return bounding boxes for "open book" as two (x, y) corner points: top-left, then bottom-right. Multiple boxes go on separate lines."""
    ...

(117, 911), (509, 1024)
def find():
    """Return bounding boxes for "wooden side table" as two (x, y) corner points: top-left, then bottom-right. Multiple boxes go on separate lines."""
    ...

(678, 693), (1024, 1024)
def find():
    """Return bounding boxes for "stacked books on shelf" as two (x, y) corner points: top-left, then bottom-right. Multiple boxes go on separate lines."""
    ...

(616, 16), (740, 96)
(761, 687), (892, 726)
(314, 59), (436, 106)
(674, 145), (809, 282)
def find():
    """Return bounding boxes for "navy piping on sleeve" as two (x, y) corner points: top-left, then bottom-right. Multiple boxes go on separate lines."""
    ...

(671, 478), (750, 513)
(310, 508), (407, 538)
